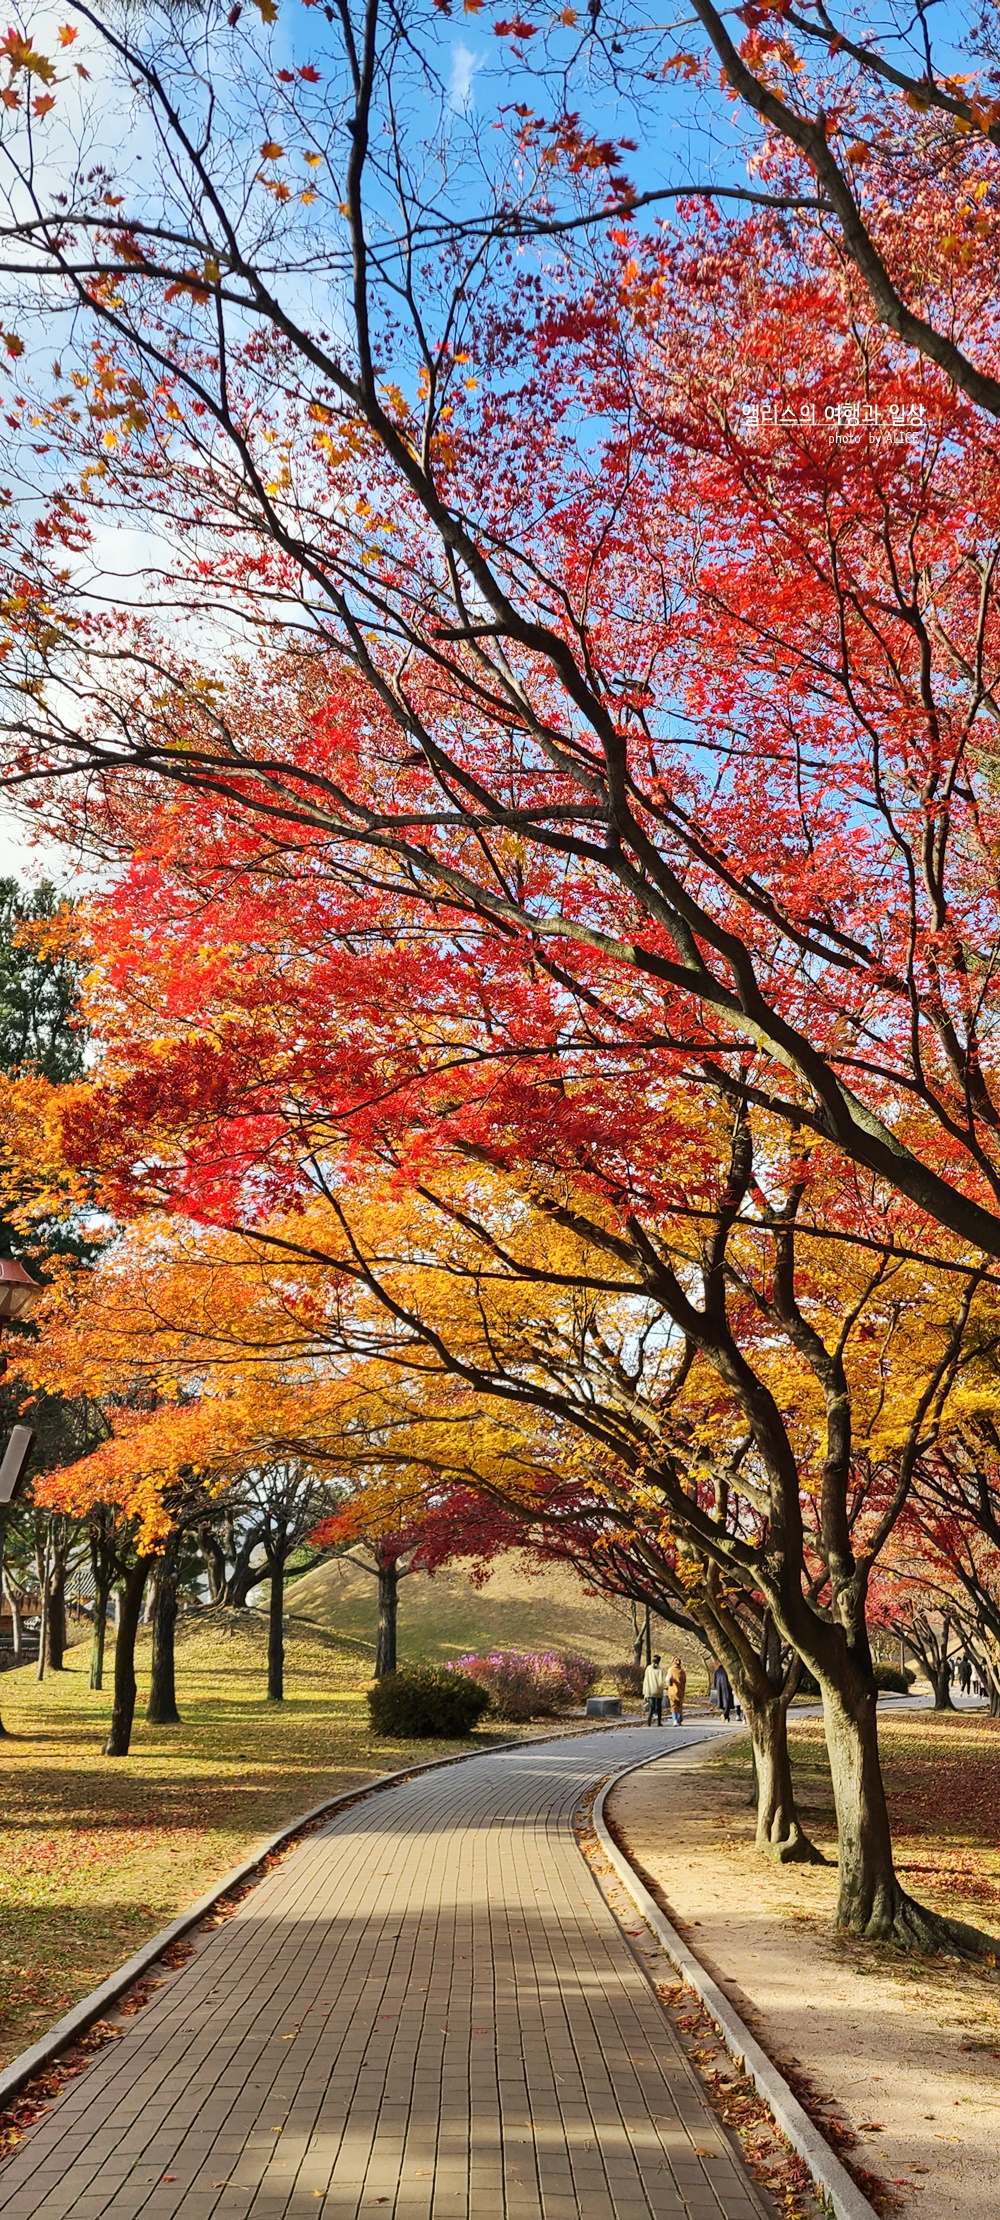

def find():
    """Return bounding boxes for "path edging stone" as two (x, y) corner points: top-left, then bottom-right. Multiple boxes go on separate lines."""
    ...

(591, 1754), (880, 2220)
(0, 1712), (650, 2115)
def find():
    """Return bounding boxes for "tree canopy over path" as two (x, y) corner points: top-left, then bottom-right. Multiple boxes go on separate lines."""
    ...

(2, 0), (1000, 1985)
(2, 3), (1000, 1255)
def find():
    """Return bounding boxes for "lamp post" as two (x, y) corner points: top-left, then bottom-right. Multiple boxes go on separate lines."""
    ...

(0, 1260), (43, 1714)
(0, 1259), (45, 1325)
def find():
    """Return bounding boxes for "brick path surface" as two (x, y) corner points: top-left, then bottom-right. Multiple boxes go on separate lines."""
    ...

(0, 1723), (770, 2220)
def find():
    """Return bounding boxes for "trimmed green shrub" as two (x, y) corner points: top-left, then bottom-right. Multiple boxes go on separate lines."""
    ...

(366, 1667), (490, 1738)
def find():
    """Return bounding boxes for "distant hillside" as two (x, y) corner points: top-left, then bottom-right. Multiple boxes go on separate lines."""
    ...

(284, 1550), (695, 1671)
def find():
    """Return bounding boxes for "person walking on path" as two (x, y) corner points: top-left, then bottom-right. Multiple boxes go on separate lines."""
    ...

(959, 1657), (972, 1696)
(642, 1653), (664, 1725)
(711, 1661), (734, 1722)
(667, 1656), (687, 1724)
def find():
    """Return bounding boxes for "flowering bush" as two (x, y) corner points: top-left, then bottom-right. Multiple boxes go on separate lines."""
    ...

(558, 1652), (601, 1703)
(445, 1648), (598, 1721)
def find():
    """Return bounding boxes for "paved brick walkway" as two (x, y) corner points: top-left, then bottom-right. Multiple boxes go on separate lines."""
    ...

(0, 1724), (770, 2220)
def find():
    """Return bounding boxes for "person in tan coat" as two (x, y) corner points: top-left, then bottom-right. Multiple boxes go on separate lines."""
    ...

(666, 1657), (686, 1724)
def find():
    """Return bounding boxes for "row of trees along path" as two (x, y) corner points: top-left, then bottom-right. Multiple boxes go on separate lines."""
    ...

(1, 0), (1000, 1957)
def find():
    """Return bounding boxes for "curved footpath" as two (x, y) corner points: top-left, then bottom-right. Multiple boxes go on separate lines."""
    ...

(0, 1722), (772, 2220)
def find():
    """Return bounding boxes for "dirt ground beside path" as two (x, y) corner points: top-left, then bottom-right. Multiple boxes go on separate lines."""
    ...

(609, 1735), (1000, 2218)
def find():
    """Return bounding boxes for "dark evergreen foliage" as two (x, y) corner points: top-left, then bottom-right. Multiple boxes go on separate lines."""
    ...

(0, 878), (84, 1085)
(366, 1667), (490, 1739)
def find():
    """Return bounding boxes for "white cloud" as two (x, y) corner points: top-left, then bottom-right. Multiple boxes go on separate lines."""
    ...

(449, 42), (483, 113)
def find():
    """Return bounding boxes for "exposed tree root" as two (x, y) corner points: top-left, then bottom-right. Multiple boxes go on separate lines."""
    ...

(767, 1824), (827, 1866)
(839, 1882), (999, 1959)
(755, 1804), (826, 1864)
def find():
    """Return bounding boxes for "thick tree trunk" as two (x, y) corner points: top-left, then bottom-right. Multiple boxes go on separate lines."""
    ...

(821, 1678), (989, 1953)
(4, 1578), (22, 1665)
(267, 1559), (284, 1702)
(228, 1563), (262, 1610)
(104, 1560), (150, 1757)
(35, 1526), (52, 1683)
(931, 1659), (956, 1710)
(146, 1554), (180, 1723)
(44, 1566), (67, 1673)
(198, 1523), (227, 1604)
(743, 1690), (824, 1864)
(375, 1562), (398, 1678)
(0, 1521), (9, 1734)
(90, 1582), (110, 1691)
(695, 1596), (820, 1864)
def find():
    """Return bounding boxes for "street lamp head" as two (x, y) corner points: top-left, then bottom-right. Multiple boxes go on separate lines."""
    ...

(0, 1260), (42, 1322)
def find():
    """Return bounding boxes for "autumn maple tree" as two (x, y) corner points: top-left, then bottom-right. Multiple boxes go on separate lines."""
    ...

(0, 7), (996, 1267)
(36, 1070), (998, 1941)
(1, 0), (1000, 1947)
(283, 1128), (995, 1947)
(28, 1207), (520, 1714)
(28, 1370), (355, 1741)
(887, 1386), (1000, 1714)
(311, 1489), (518, 1678)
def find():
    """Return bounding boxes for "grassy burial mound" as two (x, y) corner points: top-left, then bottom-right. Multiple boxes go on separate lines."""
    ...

(284, 1548), (685, 1670)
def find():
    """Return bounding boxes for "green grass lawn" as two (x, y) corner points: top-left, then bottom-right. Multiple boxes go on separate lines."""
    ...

(0, 1607), (544, 2070)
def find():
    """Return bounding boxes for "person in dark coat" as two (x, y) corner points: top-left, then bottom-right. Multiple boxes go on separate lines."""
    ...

(711, 1662), (734, 1722)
